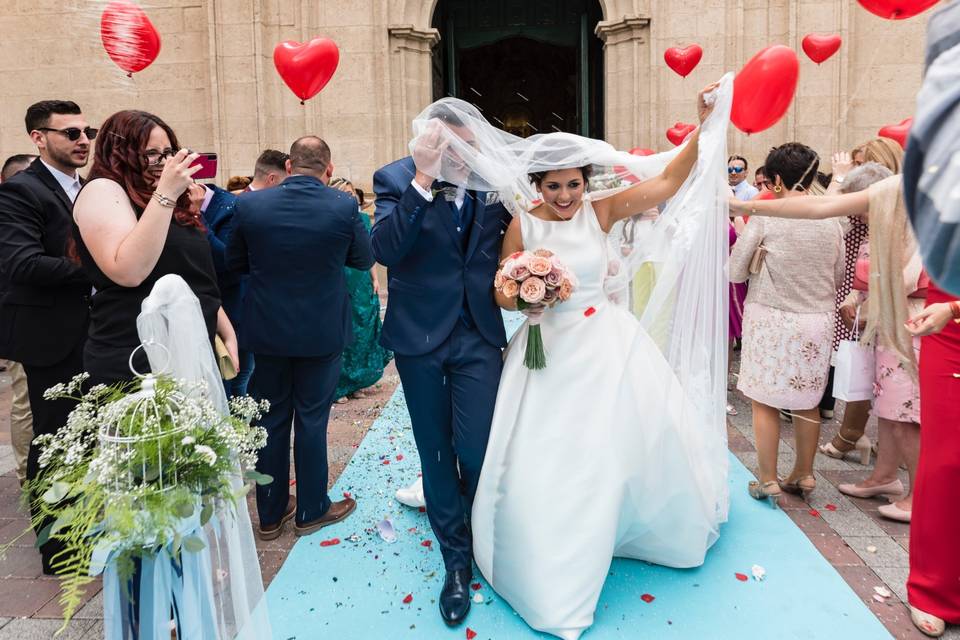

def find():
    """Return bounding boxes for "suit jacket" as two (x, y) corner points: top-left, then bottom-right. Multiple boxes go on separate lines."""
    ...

(201, 185), (247, 334)
(226, 174), (374, 357)
(371, 157), (511, 356)
(0, 159), (90, 366)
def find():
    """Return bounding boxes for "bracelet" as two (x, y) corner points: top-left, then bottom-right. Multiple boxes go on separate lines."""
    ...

(949, 301), (960, 322)
(152, 191), (176, 208)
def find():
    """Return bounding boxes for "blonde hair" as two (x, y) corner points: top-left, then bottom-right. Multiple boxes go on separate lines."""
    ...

(861, 138), (903, 174)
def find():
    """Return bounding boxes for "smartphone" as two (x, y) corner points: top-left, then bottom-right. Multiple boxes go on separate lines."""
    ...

(190, 153), (218, 180)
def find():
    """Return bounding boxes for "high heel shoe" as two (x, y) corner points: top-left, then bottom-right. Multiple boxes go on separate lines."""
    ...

(819, 434), (872, 465)
(910, 605), (946, 637)
(837, 478), (904, 500)
(748, 480), (781, 508)
(779, 475), (816, 499)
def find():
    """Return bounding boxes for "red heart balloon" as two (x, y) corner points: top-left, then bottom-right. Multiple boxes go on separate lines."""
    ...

(664, 45), (703, 78)
(878, 117), (913, 149)
(731, 45), (800, 135)
(666, 123), (696, 146)
(628, 147), (655, 156)
(100, 0), (161, 76)
(273, 37), (340, 103)
(801, 34), (842, 64)
(857, 0), (940, 20)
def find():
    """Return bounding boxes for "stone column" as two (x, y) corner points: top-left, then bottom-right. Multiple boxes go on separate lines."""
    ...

(595, 15), (651, 151)
(386, 25), (440, 160)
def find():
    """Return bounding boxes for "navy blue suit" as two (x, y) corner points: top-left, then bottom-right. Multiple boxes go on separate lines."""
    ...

(227, 175), (374, 526)
(201, 185), (253, 396)
(372, 157), (511, 570)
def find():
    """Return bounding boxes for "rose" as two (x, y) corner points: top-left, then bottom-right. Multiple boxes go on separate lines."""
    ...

(528, 256), (552, 277)
(494, 270), (505, 289)
(544, 269), (562, 287)
(519, 277), (546, 304)
(508, 251), (524, 261)
(501, 279), (520, 298)
(542, 287), (559, 305)
(558, 279), (573, 302)
(533, 249), (554, 258)
(508, 264), (530, 281)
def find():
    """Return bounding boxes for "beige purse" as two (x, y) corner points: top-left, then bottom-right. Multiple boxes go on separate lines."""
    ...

(748, 244), (768, 275)
(215, 336), (237, 380)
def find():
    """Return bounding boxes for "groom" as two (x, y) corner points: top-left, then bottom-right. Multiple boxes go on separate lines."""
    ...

(372, 102), (512, 626)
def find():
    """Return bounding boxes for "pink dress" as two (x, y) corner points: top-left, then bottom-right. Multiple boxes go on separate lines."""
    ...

(728, 224), (747, 340)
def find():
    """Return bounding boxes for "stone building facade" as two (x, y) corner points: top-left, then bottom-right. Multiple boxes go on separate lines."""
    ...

(0, 0), (928, 190)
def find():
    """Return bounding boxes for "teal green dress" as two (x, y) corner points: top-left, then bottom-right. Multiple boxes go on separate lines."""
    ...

(336, 212), (392, 398)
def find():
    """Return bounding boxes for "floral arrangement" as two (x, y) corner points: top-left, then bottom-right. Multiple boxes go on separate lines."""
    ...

(3, 373), (270, 626)
(495, 249), (577, 369)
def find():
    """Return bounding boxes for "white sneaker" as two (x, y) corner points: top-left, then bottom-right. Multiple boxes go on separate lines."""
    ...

(395, 477), (425, 508)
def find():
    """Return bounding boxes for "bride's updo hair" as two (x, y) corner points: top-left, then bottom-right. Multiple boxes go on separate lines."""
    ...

(528, 165), (593, 190)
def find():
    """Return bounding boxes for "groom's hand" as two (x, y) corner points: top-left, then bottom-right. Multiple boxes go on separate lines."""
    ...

(413, 120), (447, 190)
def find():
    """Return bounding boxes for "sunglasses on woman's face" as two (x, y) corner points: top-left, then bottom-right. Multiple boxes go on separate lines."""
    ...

(37, 127), (98, 142)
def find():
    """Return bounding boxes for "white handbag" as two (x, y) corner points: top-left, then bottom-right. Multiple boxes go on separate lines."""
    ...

(832, 306), (875, 402)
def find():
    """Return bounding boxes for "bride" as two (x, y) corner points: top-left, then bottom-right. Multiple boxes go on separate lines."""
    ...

(403, 75), (734, 638)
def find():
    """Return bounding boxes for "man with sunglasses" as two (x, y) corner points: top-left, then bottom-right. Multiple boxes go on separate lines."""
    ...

(0, 100), (94, 574)
(728, 155), (759, 201)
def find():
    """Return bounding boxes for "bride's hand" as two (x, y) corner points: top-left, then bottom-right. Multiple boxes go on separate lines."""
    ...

(520, 304), (546, 322)
(697, 82), (721, 123)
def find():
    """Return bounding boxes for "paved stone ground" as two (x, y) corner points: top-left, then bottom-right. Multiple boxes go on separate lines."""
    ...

(0, 352), (955, 639)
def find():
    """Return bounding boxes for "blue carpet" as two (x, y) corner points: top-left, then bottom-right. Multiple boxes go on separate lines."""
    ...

(267, 313), (891, 639)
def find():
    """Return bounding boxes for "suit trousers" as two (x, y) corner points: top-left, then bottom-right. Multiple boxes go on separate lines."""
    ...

(23, 339), (85, 574)
(252, 353), (341, 527)
(8, 361), (33, 484)
(394, 321), (502, 571)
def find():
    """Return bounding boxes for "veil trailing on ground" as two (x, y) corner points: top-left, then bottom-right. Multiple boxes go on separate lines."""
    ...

(410, 73), (734, 527)
(136, 275), (273, 640)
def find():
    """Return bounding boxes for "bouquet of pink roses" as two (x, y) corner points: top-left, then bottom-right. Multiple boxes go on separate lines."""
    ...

(495, 249), (577, 369)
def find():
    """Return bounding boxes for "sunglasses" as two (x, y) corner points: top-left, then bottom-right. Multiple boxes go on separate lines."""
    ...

(727, 166), (745, 174)
(37, 127), (98, 142)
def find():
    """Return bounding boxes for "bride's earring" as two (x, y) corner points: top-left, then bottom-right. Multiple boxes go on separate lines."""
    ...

(773, 185), (782, 193)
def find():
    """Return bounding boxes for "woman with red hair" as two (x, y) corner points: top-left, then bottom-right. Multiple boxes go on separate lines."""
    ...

(72, 110), (235, 384)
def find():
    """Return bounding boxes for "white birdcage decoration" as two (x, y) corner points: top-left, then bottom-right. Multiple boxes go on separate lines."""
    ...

(98, 342), (189, 496)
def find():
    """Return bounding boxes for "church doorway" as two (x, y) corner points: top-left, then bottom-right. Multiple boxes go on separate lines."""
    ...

(431, 0), (604, 139)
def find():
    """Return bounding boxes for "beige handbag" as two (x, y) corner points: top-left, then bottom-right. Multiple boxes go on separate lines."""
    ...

(748, 244), (768, 275)
(215, 336), (237, 380)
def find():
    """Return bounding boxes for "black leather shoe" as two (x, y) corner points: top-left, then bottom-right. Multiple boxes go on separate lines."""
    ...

(439, 568), (472, 626)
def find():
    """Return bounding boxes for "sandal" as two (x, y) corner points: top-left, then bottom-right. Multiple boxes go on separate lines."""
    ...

(779, 475), (816, 500)
(819, 434), (872, 465)
(748, 480), (781, 508)
(910, 606), (946, 637)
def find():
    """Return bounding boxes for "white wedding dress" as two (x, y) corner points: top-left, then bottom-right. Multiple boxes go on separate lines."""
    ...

(471, 198), (723, 640)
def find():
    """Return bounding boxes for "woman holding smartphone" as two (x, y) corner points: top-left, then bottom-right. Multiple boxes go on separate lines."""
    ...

(72, 110), (236, 385)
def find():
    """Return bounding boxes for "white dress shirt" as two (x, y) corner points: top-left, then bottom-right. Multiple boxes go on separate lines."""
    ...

(40, 159), (81, 203)
(733, 180), (759, 201)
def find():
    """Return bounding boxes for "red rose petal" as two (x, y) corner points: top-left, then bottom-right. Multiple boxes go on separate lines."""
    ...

(471, 583), (482, 591)
(421, 540), (432, 548)
(396, 454), (404, 461)
(418, 507), (426, 513)
(825, 504), (837, 511)
(403, 593), (413, 604)
(641, 593), (655, 603)
(584, 306), (596, 317)
(343, 491), (352, 499)
(320, 538), (341, 547)
(289, 479), (297, 486)
(382, 460), (390, 465)
(735, 573), (748, 582)
(809, 508), (821, 518)
(466, 629), (477, 640)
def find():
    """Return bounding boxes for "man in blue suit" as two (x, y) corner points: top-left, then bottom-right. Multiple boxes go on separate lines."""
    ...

(372, 103), (512, 626)
(227, 136), (374, 540)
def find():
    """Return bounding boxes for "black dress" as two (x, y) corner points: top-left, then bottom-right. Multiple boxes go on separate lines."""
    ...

(74, 184), (221, 385)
